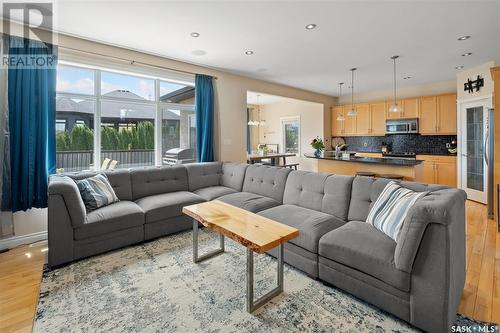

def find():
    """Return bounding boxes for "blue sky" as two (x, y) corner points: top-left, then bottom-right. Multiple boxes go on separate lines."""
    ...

(57, 65), (188, 100)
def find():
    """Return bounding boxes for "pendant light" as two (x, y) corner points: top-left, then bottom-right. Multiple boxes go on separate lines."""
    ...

(336, 82), (345, 121)
(389, 55), (402, 113)
(347, 68), (357, 116)
(247, 94), (261, 126)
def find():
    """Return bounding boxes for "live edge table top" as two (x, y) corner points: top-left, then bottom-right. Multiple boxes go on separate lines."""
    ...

(182, 200), (299, 254)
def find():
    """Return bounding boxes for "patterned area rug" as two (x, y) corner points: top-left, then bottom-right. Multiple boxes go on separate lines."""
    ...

(34, 230), (488, 332)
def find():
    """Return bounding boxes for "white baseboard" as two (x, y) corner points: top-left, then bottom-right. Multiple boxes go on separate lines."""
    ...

(0, 231), (47, 251)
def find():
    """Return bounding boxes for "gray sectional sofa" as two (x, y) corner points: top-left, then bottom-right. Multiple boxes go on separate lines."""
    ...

(48, 162), (466, 332)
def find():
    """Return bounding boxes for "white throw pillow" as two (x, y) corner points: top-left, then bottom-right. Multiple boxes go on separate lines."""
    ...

(75, 173), (119, 212)
(366, 181), (428, 241)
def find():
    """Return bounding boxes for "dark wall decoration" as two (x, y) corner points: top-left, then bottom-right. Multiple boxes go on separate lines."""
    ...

(464, 75), (484, 93)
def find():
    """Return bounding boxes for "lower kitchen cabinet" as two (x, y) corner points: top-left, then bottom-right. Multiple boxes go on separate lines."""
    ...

(417, 155), (457, 187)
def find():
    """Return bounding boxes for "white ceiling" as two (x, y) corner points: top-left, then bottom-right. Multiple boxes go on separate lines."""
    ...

(19, 1), (500, 95)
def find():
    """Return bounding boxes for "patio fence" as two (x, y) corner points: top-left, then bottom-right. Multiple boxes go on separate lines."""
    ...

(56, 149), (155, 172)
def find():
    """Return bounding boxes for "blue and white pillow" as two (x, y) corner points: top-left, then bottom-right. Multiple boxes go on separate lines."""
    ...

(75, 174), (119, 212)
(366, 181), (428, 241)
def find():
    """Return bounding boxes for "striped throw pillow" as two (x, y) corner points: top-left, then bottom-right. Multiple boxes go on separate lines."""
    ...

(75, 174), (119, 212)
(366, 181), (428, 241)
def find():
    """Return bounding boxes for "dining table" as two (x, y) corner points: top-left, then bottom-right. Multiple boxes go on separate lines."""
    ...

(247, 153), (296, 166)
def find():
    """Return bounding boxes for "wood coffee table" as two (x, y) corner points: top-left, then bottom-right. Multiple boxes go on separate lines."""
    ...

(182, 200), (299, 312)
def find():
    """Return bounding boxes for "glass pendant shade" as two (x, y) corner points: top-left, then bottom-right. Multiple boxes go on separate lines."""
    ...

(347, 107), (357, 116)
(336, 114), (345, 121)
(389, 103), (402, 113)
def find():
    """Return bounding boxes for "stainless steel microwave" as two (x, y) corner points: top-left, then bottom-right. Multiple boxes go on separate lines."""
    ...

(386, 118), (419, 134)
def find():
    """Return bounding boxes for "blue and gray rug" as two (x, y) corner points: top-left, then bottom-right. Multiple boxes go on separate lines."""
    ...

(34, 230), (495, 332)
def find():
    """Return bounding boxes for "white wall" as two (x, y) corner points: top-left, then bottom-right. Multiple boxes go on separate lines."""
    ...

(257, 99), (324, 172)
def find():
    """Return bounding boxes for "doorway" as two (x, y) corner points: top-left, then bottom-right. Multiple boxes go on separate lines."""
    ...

(459, 97), (493, 204)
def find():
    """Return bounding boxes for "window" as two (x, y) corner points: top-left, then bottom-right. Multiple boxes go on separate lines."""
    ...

(281, 117), (300, 154)
(55, 62), (195, 172)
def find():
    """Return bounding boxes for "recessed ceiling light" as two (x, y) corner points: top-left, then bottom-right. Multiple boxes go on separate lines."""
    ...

(190, 32), (200, 37)
(461, 52), (473, 57)
(305, 24), (317, 30)
(403, 76), (412, 80)
(245, 50), (254, 55)
(458, 35), (471, 41)
(456, 65), (465, 70)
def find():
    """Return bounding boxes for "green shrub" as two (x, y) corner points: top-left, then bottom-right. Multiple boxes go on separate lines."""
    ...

(70, 125), (93, 150)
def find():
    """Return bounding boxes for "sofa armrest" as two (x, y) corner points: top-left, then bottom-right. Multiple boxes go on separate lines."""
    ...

(394, 188), (466, 273)
(48, 175), (86, 227)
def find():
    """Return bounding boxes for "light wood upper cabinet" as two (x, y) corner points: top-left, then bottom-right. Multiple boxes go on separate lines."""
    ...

(355, 103), (370, 135)
(402, 98), (419, 118)
(343, 105), (356, 136)
(437, 94), (457, 135)
(370, 102), (387, 135)
(386, 99), (402, 119)
(419, 96), (438, 134)
(331, 106), (344, 137)
(331, 93), (456, 137)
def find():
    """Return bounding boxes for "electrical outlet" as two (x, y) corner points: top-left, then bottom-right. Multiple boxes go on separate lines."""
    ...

(446, 143), (451, 148)
(363, 142), (367, 147)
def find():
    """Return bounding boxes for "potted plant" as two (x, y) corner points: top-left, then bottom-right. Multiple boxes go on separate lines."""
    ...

(257, 143), (269, 156)
(310, 137), (325, 157)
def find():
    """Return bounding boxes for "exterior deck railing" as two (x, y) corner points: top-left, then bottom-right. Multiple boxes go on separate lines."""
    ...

(56, 149), (155, 172)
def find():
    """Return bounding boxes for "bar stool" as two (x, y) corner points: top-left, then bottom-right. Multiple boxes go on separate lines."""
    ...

(379, 174), (404, 180)
(356, 171), (376, 177)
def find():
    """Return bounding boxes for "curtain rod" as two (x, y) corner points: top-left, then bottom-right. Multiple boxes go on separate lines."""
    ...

(59, 45), (218, 80)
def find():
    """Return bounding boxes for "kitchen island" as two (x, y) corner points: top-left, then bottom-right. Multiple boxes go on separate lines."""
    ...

(305, 152), (424, 181)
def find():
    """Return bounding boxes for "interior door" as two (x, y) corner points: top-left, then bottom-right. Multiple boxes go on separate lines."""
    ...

(460, 100), (490, 203)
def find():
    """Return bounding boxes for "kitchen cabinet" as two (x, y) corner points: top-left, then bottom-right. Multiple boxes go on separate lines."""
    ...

(419, 94), (457, 135)
(417, 155), (457, 187)
(402, 98), (419, 118)
(343, 105), (356, 135)
(370, 102), (387, 135)
(355, 103), (370, 135)
(331, 106), (344, 136)
(356, 152), (383, 158)
(437, 94), (457, 134)
(386, 99), (402, 119)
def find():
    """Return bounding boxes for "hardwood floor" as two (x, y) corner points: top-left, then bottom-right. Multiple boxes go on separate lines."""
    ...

(0, 200), (497, 332)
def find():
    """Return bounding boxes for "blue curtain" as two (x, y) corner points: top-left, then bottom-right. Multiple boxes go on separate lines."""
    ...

(7, 36), (57, 212)
(195, 74), (214, 162)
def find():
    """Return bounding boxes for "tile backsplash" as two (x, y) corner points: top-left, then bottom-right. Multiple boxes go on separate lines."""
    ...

(343, 134), (457, 155)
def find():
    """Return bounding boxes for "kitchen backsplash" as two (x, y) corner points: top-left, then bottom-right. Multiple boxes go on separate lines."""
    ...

(343, 134), (457, 155)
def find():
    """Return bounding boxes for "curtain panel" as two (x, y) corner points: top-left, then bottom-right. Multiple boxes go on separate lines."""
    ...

(7, 36), (57, 212)
(194, 74), (214, 162)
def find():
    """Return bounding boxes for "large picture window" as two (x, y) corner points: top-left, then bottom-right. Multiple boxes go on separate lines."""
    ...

(56, 63), (195, 172)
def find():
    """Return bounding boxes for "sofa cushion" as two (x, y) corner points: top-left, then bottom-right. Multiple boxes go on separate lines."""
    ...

(104, 169), (133, 201)
(217, 191), (280, 213)
(130, 166), (188, 200)
(242, 165), (291, 202)
(221, 162), (248, 191)
(185, 162), (222, 191)
(319, 221), (410, 292)
(259, 204), (344, 253)
(322, 174), (354, 221)
(74, 201), (144, 240)
(193, 185), (237, 201)
(348, 177), (447, 222)
(75, 174), (119, 212)
(367, 181), (428, 241)
(282, 171), (329, 211)
(135, 191), (205, 223)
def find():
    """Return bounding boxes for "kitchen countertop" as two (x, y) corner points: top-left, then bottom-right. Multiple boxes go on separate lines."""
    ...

(339, 150), (457, 157)
(305, 153), (423, 166)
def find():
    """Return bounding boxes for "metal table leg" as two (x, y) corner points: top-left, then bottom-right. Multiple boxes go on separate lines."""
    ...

(192, 219), (225, 263)
(246, 244), (284, 313)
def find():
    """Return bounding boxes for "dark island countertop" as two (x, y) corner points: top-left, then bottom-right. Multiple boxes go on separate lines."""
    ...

(304, 153), (424, 166)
